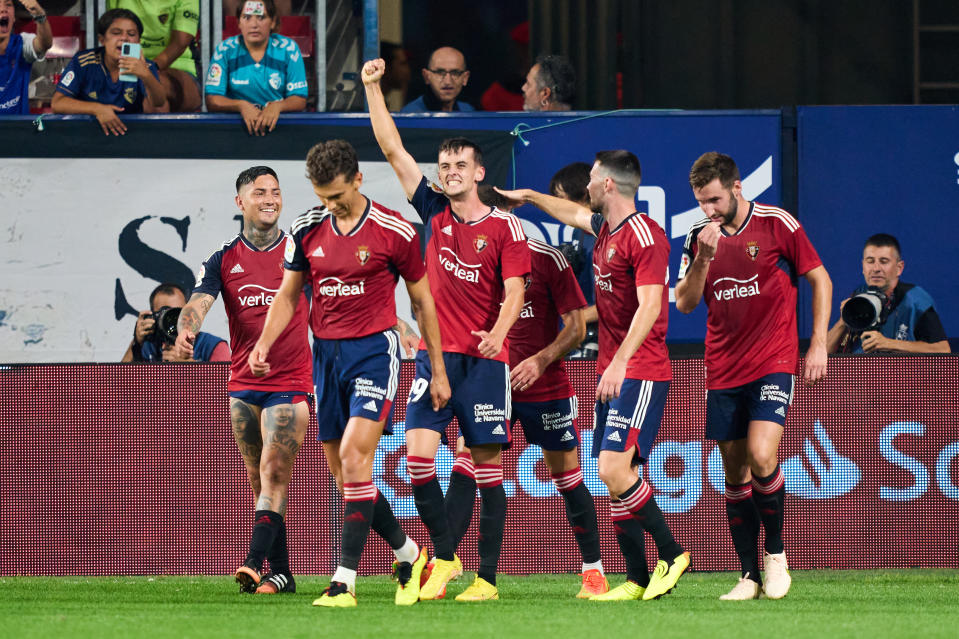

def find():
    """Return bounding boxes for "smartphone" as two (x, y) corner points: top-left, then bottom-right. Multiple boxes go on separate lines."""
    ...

(119, 42), (141, 82)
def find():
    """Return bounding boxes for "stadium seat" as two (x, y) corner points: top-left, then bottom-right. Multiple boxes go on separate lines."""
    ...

(222, 15), (314, 57)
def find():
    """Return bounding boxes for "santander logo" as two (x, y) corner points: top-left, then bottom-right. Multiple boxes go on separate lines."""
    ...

(237, 284), (277, 307)
(712, 274), (760, 301)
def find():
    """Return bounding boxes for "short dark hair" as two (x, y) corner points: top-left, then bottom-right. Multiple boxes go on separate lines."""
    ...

(549, 162), (591, 202)
(96, 8), (144, 38)
(534, 54), (576, 107)
(594, 150), (641, 196)
(235, 166), (278, 192)
(438, 137), (484, 167)
(689, 151), (740, 191)
(235, 0), (277, 19)
(305, 140), (360, 185)
(864, 233), (902, 259)
(476, 184), (512, 210)
(149, 283), (187, 309)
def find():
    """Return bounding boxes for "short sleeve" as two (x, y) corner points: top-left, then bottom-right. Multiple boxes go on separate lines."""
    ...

(915, 307), (948, 343)
(171, 0), (200, 36)
(409, 176), (450, 224)
(783, 223), (822, 276)
(500, 225), (530, 281)
(390, 225), (427, 283)
(205, 42), (229, 95)
(192, 249), (225, 299)
(283, 40), (308, 98)
(550, 260), (588, 315)
(589, 213), (604, 237)
(677, 225), (701, 281)
(283, 232), (308, 272)
(146, 59), (161, 81)
(55, 54), (83, 97)
(633, 236), (670, 288)
(20, 33), (44, 64)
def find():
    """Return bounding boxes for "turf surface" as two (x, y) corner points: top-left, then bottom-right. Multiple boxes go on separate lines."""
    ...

(3, 571), (958, 639)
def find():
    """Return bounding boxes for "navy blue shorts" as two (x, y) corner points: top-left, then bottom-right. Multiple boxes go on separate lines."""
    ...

(592, 378), (669, 462)
(229, 390), (310, 408)
(405, 351), (511, 448)
(511, 396), (579, 452)
(312, 330), (401, 442)
(706, 372), (795, 441)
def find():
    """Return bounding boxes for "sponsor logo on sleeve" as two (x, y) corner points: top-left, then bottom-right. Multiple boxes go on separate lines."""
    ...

(286, 81), (307, 91)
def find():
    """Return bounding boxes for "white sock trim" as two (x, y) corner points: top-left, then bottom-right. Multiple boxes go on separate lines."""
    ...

(331, 566), (357, 592)
(582, 560), (603, 574)
(394, 536), (419, 564)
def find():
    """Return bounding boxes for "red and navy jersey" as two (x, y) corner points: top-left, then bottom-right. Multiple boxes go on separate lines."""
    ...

(590, 212), (671, 381)
(285, 198), (425, 340)
(510, 239), (586, 402)
(410, 177), (530, 364)
(193, 233), (311, 393)
(677, 202), (823, 389)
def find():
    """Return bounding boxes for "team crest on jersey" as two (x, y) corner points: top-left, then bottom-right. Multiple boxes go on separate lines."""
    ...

(746, 241), (760, 261)
(355, 245), (371, 265)
(123, 88), (136, 104)
(473, 235), (489, 253)
(606, 244), (617, 262)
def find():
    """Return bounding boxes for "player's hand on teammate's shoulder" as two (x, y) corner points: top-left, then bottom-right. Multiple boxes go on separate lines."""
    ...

(492, 187), (529, 208)
(361, 59), (385, 85)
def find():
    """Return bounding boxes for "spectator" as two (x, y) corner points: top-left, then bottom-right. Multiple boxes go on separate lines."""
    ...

(522, 54), (575, 112)
(550, 162), (597, 358)
(106, 0), (202, 111)
(0, 0), (52, 114)
(51, 8), (167, 136)
(121, 282), (229, 362)
(827, 233), (950, 354)
(401, 46), (473, 113)
(380, 40), (410, 111)
(205, 0), (307, 136)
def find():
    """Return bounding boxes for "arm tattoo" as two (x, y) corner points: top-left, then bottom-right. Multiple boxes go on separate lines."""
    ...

(178, 293), (216, 333)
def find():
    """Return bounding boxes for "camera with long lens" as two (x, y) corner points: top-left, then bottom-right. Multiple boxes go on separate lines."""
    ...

(149, 306), (182, 348)
(841, 287), (888, 332)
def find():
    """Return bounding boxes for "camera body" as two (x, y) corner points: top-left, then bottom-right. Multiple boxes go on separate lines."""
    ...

(841, 287), (889, 332)
(148, 306), (182, 348)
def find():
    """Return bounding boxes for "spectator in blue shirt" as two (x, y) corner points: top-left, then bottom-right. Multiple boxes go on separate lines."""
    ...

(52, 8), (167, 136)
(0, 0), (52, 114)
(205, 0), (307, 136)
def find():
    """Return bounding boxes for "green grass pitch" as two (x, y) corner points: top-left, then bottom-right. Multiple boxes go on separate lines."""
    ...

(4, 571), (959, 639)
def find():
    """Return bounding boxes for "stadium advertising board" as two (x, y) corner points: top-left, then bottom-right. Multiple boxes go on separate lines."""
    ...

(2, 356), (955, 576)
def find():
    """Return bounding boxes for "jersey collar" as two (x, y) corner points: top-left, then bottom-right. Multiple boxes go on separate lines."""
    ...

(721, 201), (755, 237)
(328, 196), (371, 236)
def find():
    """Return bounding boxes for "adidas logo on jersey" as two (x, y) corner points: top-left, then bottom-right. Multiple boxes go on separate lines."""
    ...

(491, 425), (506, 435)
(311, 246), (325, 257)
(775, 406), (786, 417)
(363, 400), (377, 412)
(607, 431), (622, 442)
(230, 264), (245, 274)
(442, 225), (453, 236)
(560, 431), (574, 442)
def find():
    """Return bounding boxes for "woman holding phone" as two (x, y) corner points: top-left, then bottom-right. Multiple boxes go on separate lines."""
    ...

(52, 8), (167, 136)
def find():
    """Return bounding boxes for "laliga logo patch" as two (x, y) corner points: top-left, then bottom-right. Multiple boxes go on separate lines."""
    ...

(746, 241), (760, 261)
(355, 245), (370, 265)
(473, 235), (488, 253)
(428, 181), (444, 194)
(207, 63), (222, 85)
(62, 71), (75, 87)
(194, 265), (205, 287)
(283, 236), (296, 263)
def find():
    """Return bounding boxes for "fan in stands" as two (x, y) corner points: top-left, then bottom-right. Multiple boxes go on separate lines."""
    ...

(0, 0), (52, 114)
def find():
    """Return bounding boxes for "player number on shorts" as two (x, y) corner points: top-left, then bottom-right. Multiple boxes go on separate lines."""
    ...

(408, 378), (429, 403)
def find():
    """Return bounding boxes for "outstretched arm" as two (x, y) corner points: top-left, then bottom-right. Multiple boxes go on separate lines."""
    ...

(248, 269), (305, 376)
(175, 292), (216, 359)
(361, 58), (424, 200)
(494, 187), (594, 235)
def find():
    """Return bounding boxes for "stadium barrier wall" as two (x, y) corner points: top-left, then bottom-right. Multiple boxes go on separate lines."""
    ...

(2, 356), (956, 576)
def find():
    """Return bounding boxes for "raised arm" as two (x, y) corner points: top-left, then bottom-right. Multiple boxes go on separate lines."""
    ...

(20, 0), (52, 54)
(802, 265), (832, 385)
(174, 292), (216, 359)
(494, 187), (594, 235)
(248, 269), (304, 376)
(405, 276), (450, 411)
(510, 307), (585, 391)
(361, 58), (424, 200)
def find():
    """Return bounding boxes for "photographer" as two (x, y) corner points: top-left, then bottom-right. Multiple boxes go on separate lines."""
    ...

(121, 282), (229, 362)
(827, 234), (950, 354)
